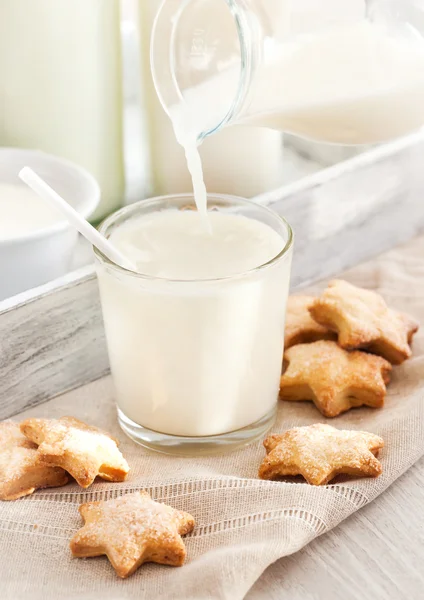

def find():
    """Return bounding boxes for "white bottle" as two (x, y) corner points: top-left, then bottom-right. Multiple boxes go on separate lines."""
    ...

(0, 0), (124, 222)
(139, 0), (284, 198)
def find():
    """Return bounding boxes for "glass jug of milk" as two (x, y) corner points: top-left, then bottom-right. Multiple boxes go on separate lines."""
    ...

(151, 0), (424, 145)
(139, 0), (285, 199)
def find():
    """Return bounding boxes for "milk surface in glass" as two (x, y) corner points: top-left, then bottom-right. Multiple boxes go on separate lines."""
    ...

(96, 197), (292, 441)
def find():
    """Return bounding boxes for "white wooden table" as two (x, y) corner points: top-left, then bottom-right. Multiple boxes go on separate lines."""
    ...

(248, 446), (424, 599)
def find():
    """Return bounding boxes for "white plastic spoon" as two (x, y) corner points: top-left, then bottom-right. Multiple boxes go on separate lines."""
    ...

(19, 167), (136, 271)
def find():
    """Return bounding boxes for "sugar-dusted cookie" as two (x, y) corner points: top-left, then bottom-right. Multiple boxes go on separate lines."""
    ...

(284, 295), (337, 349)
(20, 417), (129, 488)
(309, 279), (419, 364)
(70, 491), (195, 578)
(259, 423), (384, 485)
(280, 340), (391, 417)
(0, 420), (68, 501)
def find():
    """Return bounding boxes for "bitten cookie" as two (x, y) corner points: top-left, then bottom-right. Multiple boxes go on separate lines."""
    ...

(20, 416), (129, 488)
(309, 279), (419, 364)
(0, 420), (68, 500)
(259, 423), (384, 485)
(284, 295), (336, 349)
(280, 340), (392, 417)
(70, 491), (195, 578)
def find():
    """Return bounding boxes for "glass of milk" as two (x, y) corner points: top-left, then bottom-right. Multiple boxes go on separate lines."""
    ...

(94, 194), (293, 455)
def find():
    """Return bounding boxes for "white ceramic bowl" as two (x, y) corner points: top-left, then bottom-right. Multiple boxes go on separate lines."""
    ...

(0, 148), (100, 300)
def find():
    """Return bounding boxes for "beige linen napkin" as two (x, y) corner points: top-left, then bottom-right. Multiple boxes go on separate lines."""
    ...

(2, 236), (424, 600)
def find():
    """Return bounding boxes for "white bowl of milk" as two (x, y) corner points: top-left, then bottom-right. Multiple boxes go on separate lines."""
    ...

(0, 148), (100, 300)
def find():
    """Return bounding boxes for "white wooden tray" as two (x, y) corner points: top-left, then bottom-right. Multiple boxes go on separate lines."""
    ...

(2, 130), (424, 420)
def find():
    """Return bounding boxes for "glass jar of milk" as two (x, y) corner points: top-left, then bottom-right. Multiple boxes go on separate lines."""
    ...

(151, 0), (424, 145)
(0, 0), (124, 222)
(95, 194), (293, 455)
(139, 0), (284, 198)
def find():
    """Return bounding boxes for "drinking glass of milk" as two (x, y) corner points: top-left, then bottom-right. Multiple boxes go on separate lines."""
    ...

(151, 0), (424, 146)
(95, 195), (293, 454)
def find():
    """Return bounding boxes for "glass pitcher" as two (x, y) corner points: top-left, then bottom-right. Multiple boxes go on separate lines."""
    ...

(138, 0), (285, 200)
(151, 0), (424, 145)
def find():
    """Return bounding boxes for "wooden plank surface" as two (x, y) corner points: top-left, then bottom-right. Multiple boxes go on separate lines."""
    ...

(0, 266), (109, 419)
(2, 131), (424, 417)
(248, 455), (424, 600)
(268, 131), (424, 288)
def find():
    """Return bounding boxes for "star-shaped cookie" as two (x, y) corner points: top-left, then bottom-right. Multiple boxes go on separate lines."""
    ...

(0, 421), (68, 500)
(309, 279), (419, 364)
(284, 295), (336, 349)
(20, 417), (129, 488)
(259, 423), (384, 485)
(280, 340), (392, 417)
(70, 491), (195, 578)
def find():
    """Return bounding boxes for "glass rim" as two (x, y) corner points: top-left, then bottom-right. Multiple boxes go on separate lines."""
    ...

(94, 193), (294, 284)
